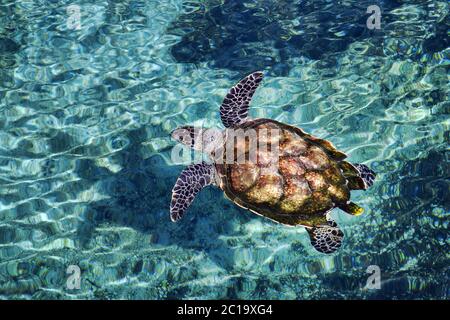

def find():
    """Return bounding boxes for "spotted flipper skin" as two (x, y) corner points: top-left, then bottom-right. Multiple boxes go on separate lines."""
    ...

(219, 71), (264, 128)
(353, 163), (376, 188)
(170, 162), (216, 222)
(307, 222), (344, 254)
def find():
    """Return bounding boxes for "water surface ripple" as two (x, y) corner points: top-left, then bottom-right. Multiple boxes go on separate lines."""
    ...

(0, 0), (448, 299)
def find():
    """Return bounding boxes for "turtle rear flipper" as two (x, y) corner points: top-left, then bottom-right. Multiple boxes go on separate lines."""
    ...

(306, 222), (343, 254)
(353, 163), (376, 188)
(339, 161), (376, 190)
(170, 162), (216, 222)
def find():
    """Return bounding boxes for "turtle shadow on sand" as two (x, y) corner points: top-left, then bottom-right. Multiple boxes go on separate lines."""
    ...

(76, 126), (239, 270)
(167, 0), (404, 76)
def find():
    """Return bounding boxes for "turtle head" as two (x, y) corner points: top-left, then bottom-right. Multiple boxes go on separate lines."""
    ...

(171, 126), (223, 153)
(171, 126), (199, 149)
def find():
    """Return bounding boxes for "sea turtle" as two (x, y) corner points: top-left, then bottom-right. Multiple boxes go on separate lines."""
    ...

(170, 71), (376, 254)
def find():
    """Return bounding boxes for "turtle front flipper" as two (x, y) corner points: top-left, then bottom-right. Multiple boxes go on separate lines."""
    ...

(170, 162), (217, 222)
(306, 221), (344, 254)
(220, 71), (264, 128)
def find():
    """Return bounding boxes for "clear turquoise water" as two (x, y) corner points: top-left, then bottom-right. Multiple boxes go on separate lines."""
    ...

(0, 0), (448, 299)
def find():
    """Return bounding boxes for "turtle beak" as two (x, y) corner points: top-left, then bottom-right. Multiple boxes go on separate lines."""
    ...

(170, 129), (178, 140)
